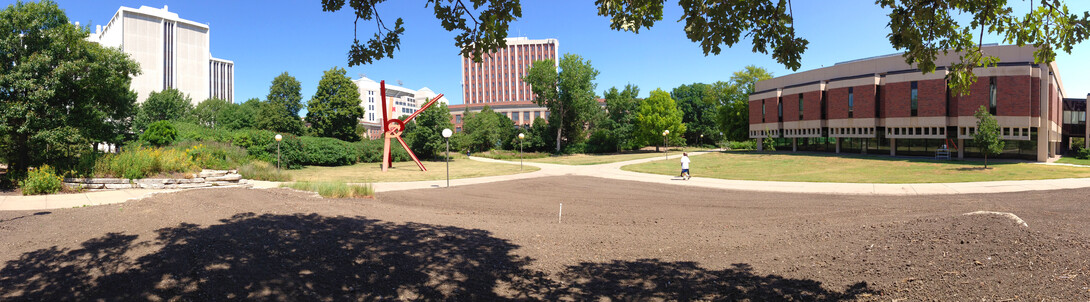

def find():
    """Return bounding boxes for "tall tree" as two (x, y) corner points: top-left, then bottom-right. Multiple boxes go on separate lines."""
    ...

(306, 67), (364, 142)
(672, 83), (717, 146)
(458, 106), (515, 152)
(134, 88), (193, 131)
(716, 65), (773, 142)
(404, 103), (454, 159)
(192, 98), (231, 128)
(636, 89), (686, 152)
(219, 98), (261, 130)
(973, 105), (1004, 168)
(601, 84), (641, 152)
(258, 72), (306, 135)
(524, 54), (600, 153)
(0, 0), (140, 178)
(324, 0), (1087, 95)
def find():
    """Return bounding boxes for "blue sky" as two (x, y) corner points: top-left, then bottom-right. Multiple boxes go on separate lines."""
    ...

(53, 0), (1090, 108)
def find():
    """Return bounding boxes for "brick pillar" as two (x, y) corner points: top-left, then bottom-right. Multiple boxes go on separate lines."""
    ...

(835, 138), (841, 153)
(890, 138), (897, 156)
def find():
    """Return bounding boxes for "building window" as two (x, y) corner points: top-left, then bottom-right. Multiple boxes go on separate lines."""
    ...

(456, 115), (462, 123)
(778, 101), (783, 121)
(989, 76), (997, 115)
(798, 94), (804, 120)
(523, 111), (530, 122)
(910, 81), (918, 117)
(761, 100), (766, 123)
(848, 87), (854, 118)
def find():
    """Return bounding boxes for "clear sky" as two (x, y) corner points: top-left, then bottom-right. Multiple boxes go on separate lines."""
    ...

(53, 0), (1090, 110)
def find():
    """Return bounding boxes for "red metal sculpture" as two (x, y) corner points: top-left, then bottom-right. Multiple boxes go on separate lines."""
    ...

(379, 80), (443, 172)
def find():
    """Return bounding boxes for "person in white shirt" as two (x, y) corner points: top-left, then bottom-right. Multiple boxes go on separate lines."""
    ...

(680, 153), (691, 180)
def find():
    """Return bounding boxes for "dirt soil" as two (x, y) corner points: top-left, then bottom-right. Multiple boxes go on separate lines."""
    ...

(2, 176), (1089, 301)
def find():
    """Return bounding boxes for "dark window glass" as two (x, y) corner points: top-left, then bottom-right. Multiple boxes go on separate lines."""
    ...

(848, 87), (854, 118)
(762, 100), (766, 122)
(798, 94), (804, 120)
(989, 77), (997, 115)
(910, 81), (918, 116)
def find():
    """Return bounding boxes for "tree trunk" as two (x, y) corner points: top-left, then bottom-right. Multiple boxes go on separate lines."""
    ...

(555, 127), (562, 153)
(985, 153), (988, 169)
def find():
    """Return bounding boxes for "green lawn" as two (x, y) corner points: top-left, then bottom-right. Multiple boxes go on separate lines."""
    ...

(285, 156), (538, 183)
(622, 151), (1090, 183)
(1055, 156), (1090, 166)
(526, 148), (711, 165)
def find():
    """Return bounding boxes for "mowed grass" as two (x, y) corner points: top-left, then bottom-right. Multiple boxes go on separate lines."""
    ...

(622, 151), (1090, 183)
(527, 148), (712, 165)
(285, 157), (538, 183)
(1055, 156), (1090, 166)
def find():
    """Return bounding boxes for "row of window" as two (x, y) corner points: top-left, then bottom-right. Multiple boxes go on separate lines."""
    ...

(454, 110), (550, 125)
(830, 127), (875, 136)
(887, 127), (945, 137)
(761, 77), (1002, 122)
(783, 128), (821, 137)
(464, 43), (554, 104)
(748, 129), (781, 137)
(960, 126), (1033, 139)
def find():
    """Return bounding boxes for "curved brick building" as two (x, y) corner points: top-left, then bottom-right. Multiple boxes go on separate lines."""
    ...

(748, 45), (1081, 162)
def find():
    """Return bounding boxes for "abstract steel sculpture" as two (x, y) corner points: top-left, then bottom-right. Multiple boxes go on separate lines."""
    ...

(379, 80), (443, 172)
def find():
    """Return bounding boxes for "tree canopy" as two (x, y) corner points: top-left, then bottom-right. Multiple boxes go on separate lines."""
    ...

(523, 54), (600, 153)
(973, 105), (1004, 168)
(306, 67), (364, 142)
(672, 83), (717, 146)
(717, 65), (773, 142)
(457, 105), (515, 152)
(323, 0), (1088, 95)
(257, 72), (306, 135)
(404, 102), (454, 159)
(636, 89), (686, 151)
(0, 0), (140, 178)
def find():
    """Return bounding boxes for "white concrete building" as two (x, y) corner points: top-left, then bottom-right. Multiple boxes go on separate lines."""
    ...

(353, 77), (450, 139)
(89, 5), (233, 104)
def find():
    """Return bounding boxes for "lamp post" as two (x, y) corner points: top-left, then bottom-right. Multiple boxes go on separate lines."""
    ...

(662, 129), (670, 160)
(274, 134), (283, 171)
(700, 133), (704, 146)
(442, 128), (453, 187)
(518, 133), (525, 170)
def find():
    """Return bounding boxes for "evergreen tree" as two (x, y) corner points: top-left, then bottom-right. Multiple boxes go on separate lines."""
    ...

(257, 72), (305, 135)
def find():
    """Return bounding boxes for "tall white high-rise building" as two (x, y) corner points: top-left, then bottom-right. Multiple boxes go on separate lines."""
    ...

(89, 5), (233, 104)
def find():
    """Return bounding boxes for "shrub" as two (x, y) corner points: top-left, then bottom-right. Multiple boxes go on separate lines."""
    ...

(472, 149), (549, 160)
(300, 136), (354, 166)
(352, 139), (411, 163)
(172, 141), (250, 170)
(283, 181), (373, 198)
(141, 121), (178, 147)
(174, 121), (234, 143)
(238, 161), (291, 181)
(728, 140), (757, 150)
(94, 148), (199, 179)
(1077, 147), (1090, 160)
(233, 129), (304, 169)
(19, 165), (64, 195)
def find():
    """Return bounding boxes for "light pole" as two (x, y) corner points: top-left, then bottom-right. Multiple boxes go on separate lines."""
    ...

(442, 128), (453, 187)
(662, 129), (670, 160)
(518, 133), (525, 170)
(700, 134), (704, 147)
(274, 134), (283, 171)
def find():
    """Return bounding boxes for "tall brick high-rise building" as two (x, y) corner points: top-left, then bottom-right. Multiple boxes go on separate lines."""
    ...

(450, 37), (559, 132)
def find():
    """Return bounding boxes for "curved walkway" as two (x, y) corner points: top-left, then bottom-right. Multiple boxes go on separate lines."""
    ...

(7, 150), (1090, 210)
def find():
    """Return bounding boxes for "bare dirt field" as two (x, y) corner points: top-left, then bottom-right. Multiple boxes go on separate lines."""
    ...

(2, 176), (1089, 301)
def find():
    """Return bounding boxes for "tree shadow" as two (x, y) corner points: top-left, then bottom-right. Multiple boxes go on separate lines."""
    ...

(0, 213), (875, 301)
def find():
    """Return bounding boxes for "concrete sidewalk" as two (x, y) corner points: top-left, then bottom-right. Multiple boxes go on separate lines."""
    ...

(0, 189), (181, 211)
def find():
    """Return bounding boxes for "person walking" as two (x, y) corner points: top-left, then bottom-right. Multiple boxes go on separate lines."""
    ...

(680, 152), (691, 180)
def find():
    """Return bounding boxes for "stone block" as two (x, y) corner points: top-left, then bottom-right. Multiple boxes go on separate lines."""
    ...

(205, 174), (241, 182)
(104, 183), (137, 189)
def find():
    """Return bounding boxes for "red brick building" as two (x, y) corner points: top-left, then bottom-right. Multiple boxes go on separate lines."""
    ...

(749, 45), (1076, 162)
(449, 37), (558, 132)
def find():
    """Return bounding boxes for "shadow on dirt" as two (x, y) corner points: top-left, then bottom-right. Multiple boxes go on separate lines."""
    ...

(0, 213), (875, 301)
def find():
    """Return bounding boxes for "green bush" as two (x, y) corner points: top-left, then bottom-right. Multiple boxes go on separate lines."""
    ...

(232, 129), (304, 169)
(19, 165), (64, 195)
(174, 121), (234, 143)
(141, 121), (178, 147)
(728, 140), (757, 150)
(300, 136), (354, 166)
(1077, 148), (1090, 160)
(238, 161), (291, 181)
(172, 141), (250, 170)
(472, 149), (549, 160)
(94, 148), (199, 179)
(352, 139), (411, 163)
